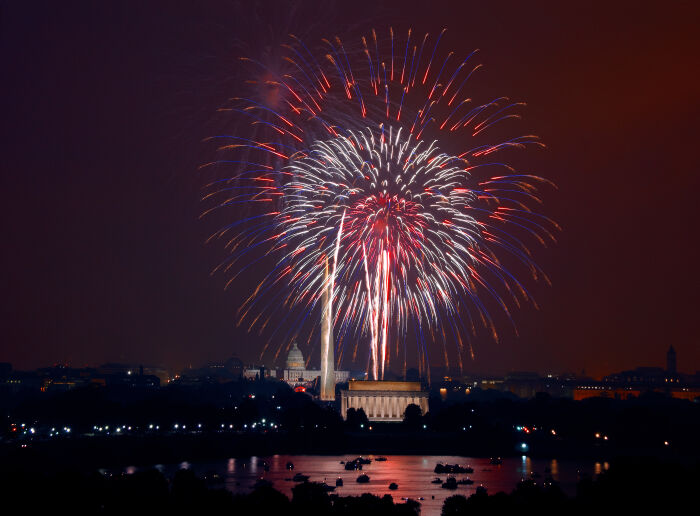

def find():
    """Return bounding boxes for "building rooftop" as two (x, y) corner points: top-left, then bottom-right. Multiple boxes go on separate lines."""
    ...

(348, 380), (422, 391)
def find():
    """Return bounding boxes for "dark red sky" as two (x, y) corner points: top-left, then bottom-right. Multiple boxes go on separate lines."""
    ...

(2, 1), (699, 378)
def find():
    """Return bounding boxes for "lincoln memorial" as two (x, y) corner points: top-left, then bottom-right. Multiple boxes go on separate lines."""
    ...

(340, 380), (429, 422)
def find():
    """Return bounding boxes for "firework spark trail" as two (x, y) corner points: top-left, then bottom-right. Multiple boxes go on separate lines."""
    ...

(204, 28), (557, 380)
(327, 208), (346, 344)
(362, 241), (379, 380)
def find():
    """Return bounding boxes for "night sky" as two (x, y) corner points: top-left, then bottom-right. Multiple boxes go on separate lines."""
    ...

(2, 1), (699, 378)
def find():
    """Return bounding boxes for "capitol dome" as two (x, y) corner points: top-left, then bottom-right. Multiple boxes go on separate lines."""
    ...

(286, 342), (305, 369)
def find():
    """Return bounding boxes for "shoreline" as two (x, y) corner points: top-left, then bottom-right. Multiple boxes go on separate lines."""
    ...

(1, 431), (686, 473)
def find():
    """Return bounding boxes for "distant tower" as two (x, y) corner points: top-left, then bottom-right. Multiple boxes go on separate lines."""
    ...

(320, 258), (335, 401)
(666, 346), (677, 374)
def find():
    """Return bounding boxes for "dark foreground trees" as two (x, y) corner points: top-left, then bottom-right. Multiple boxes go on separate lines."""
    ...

(442, 457), (700, 515)
(1, 457), (697, 515)
(0, 468), (420, 516)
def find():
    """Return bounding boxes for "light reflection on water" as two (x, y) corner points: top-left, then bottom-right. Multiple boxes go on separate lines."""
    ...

(150, 455), (597, 516)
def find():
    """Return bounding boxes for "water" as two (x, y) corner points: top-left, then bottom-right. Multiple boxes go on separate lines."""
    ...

(151, 455), (605, 515)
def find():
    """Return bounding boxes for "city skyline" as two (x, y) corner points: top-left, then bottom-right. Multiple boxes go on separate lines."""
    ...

(2, 341), (693, 382)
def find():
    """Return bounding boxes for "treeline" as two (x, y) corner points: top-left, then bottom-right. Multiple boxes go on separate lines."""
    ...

(3, 379), (699, 462)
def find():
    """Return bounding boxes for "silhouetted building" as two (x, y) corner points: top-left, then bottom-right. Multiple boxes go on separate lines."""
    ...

(242, 365), (277, 380)
(98, 363), (169, 384)
(502, 372), (573, 399)
(667, 345), (677, 374)
(98, 363), (136, 376)
(603, 366), (669, 385)
(503, 371), (541, 398)
(604, 345), (682, 386)
(225, 357), (244, 377)
(0, 362), (11, 381)
(575, 346), (700, 400)
(2, 370), (41, 394)
(105, 373), (160, 388)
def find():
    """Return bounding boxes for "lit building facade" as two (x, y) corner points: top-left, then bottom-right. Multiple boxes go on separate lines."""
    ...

(281, 343), (349, 388)
(340, 380), (429, 422)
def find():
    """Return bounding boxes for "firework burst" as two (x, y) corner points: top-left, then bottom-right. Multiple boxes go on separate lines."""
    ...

(203, 28), (557, 380)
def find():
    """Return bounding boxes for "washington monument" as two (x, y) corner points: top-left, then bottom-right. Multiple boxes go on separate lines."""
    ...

(320, 258), (335, 401)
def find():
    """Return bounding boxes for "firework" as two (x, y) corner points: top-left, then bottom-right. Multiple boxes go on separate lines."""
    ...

(203, 28), (557, 380)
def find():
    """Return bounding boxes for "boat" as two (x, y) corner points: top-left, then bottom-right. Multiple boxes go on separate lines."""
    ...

(418, 497), (425, 501)
(292, 473), (310, 482)
(355, 457), (372, 465)
(286, 462), (294, 470)
(457, 478), (474, 485)
(431, 477), (443, 484)
(441, 477), (458, 490)
(345, 461), (362, 471)
(356, 474), (370, 483)
(489, 457), (503, 465)
(319, 482), (336, 492)
(375, 456), (388, 462)
(389, 482), (399, 490)
(335, 477), (343, 487)
(434, 463), (473, 474)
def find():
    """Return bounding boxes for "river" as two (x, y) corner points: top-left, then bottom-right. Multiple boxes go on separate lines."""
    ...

(137, 455), (605, 515)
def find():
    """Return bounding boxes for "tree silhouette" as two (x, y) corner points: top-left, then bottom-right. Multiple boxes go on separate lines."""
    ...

(403, 403), (423, 429)
(346, 407), (369, 429)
